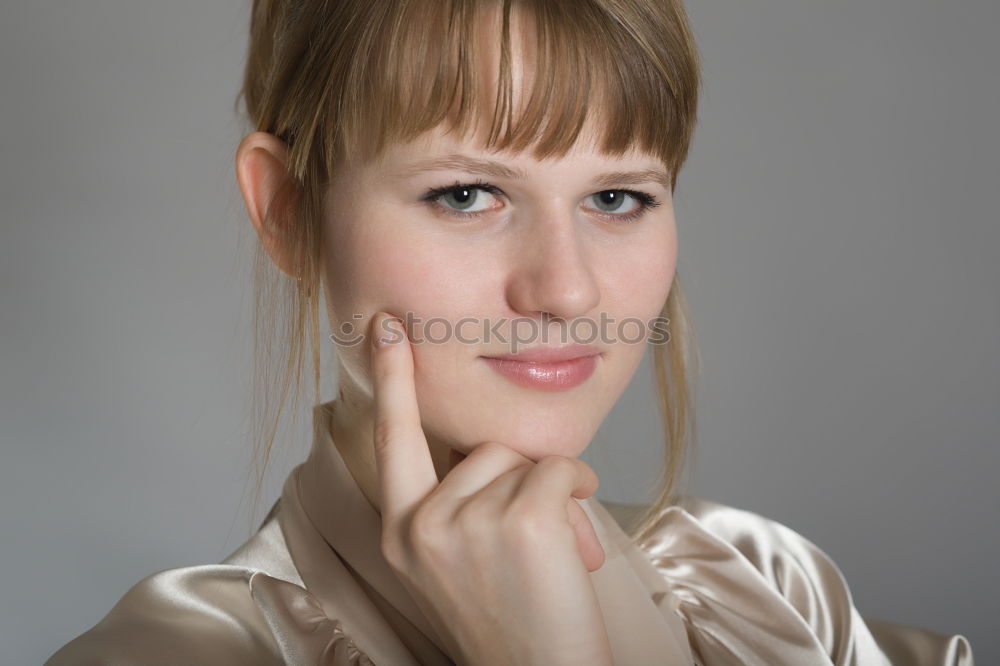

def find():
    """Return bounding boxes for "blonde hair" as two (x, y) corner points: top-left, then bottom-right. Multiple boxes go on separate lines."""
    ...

(235, 0), (702, 546)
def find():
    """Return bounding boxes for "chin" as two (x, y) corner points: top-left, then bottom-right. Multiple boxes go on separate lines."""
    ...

(415, 359), (617, 460)
(431, 407), (602, 462)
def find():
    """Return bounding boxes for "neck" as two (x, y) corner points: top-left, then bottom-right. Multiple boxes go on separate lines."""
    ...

(328, 387), (457, 515)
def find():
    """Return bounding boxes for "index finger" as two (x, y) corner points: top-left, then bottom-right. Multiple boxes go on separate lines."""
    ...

(369, 311), (438, 525)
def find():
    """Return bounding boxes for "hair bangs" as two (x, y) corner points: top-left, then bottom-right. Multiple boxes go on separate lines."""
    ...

(320, 0), (699, 191)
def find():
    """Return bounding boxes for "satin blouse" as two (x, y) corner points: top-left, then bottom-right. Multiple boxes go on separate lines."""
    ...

(46, 400), (974, 665)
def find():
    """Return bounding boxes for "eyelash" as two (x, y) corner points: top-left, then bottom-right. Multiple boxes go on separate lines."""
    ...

(420, 179), (662, 223)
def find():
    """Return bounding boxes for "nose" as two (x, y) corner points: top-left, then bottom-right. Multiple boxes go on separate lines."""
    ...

(504, 210), (601, 321)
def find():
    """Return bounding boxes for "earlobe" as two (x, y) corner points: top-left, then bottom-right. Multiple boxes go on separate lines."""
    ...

(235, 131), (301, 279)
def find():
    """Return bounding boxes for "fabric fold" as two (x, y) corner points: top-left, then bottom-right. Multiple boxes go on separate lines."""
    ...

(250, 571), (376, 665)
(641, 505), (857, 664)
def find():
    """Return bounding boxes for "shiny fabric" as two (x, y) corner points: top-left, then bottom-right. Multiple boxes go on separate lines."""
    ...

(46, 400), (975, 665)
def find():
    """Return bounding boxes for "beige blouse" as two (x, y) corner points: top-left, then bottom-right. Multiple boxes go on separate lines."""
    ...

(46, 401), (974, 665)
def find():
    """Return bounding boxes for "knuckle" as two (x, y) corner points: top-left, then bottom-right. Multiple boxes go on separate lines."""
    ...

(379, 532), (406, 570)
(453, 497), (492, 532)
(407, 505), (445, 553)
(472, 440), (507, 457)
(469, 441), (531, 467)
(504, 500), (550, 537)
(537, 454), (578, 476)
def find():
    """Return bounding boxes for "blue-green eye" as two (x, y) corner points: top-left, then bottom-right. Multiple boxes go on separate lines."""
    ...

(422, 180), (504, 217)
(421, 181), (661, 223)
(439, 186), (495, 212)
(586, 190), (662, 222)
(592, 191), (623, 211)
(591, 191), (638, 213)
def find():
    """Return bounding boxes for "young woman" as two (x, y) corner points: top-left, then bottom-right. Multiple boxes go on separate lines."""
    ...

(46, 1), (974, 664)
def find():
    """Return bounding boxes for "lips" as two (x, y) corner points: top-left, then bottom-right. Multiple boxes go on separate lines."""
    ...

(480, 343), (601, 363)
(479, 346), (601, 392)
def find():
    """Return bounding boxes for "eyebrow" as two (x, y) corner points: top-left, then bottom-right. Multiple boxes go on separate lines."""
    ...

(396, 154), (671, 190)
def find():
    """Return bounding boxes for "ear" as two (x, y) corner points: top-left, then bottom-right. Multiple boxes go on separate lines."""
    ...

(235, 131), (301, 279)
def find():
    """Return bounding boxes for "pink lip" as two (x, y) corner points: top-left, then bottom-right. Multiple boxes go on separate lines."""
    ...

(480, 345), (601, 392)
(482, 344), (601, 363)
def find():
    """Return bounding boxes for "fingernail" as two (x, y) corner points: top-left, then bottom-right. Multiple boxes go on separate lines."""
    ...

(374, 314), (403, 348)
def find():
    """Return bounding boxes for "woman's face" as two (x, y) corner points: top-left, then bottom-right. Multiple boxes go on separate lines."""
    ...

(322, 119), (677, 461)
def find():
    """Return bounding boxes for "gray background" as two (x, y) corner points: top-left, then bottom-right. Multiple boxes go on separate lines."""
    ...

(1, 1), (996, 663)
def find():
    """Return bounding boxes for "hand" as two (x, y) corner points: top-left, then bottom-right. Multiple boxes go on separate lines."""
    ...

(368, 312), (614, 666)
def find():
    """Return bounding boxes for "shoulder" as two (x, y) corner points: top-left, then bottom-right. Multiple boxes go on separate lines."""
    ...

(604, 495), (847, 598)
(613, 495), (975, 665)
(677, 494), (844, 580)
(676, 496), (974, 664)
(46, 501), (376, 666)
(638, 493), (863, 626)
(44, 564), (281, 666)
(613, 494), (852, 588)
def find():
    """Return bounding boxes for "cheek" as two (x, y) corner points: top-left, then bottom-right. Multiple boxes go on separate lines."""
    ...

(325, 215), (490, 368)
(604, 229), (677, 321)
(325, 214), (451, 319)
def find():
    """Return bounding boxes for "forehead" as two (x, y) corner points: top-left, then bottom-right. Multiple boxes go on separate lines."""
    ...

(369, 122), (665, 174)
